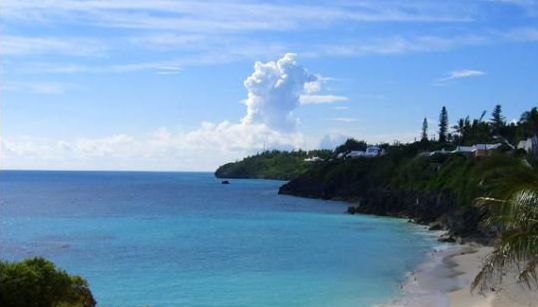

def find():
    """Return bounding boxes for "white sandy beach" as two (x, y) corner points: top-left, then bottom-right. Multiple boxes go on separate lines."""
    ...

(386, 242), (538, 307)
(448, 244), (538, 307)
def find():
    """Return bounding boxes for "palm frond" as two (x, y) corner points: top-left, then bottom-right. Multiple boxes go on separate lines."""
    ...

(472, 156), (538, 292)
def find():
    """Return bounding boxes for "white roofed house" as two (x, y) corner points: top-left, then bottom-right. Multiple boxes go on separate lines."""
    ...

(474, 143), (501, 157)
(518, 139), (530, 151)
(347, 146), (385, 158)
(517, 136), (538, 156)
(451, 143), (501, 157)
(336, 152), (346, 159)
(346, 150), (366, 158)
(304, 156), (324, 162)
(453, 146), (475, 154)
(365, 145), (385, 157)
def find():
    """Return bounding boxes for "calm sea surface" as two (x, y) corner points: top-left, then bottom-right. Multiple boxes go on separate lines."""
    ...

(0, 171), (437, 307)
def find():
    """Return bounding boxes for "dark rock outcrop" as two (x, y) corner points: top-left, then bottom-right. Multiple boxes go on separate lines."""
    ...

(438, 234), (456, 243)
(280, 182), (488, 239)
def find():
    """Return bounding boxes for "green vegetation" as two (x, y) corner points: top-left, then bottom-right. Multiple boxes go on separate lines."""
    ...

(451, 105), (537, 147)
(472, 158), (538, 292)
(281, 144), (521, 207)
(439, 106), (449, 143)
(0, 257), (95, 307)
(490, 104), (505, 135)
(215, 149), (332, 180)
(421, 117), (428, 142)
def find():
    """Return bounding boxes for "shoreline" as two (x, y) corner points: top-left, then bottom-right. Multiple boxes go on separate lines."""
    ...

(278, 184), (536, 306)
(383, 240), (538, 307)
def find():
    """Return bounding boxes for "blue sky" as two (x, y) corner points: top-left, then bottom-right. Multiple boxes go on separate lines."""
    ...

(1, 0), (538, 171)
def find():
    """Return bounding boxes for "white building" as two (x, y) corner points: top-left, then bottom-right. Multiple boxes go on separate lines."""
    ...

(304, 156), (324, 162)
(346, 146), (385, 158)
(428, 149), (450, 156)
(474, 143), (501, 151)
(365, 145), (385, 156)
(347, 150), (366, 158)
(453, 146), (475, 154)
(517, 136), (538, 154)
(451, 143), (502, 157)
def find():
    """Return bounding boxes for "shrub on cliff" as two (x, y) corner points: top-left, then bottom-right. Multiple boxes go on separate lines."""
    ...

(0, 257), (96, 307)
(334, 138), (367, 156)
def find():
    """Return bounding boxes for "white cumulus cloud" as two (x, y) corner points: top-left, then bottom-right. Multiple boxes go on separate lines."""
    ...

(241, 53), (316, 132)
(1, 53), (342, 171)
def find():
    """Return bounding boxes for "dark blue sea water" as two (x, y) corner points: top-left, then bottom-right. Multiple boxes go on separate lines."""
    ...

(0, 171), (437, 307)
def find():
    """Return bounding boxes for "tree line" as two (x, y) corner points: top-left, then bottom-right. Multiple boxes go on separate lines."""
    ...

(421, 105), (538, 147)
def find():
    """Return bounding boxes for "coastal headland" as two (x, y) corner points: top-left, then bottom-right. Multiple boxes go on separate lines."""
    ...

(215, 106), (538, 306)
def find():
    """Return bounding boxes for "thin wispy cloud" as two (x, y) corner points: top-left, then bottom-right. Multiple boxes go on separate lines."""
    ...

(319, 34), (489, 57)
(328, 117), (359, 123)
(1, 36), (106, 57)
(436, 69), (486, 83)
(300, 95), (349, 105)
(3, 81), (73, 94)
(3, 0), (538, 74)
(484, 0), (538, 15)
(1, 1), (473, 32)
(18, 61), (183, 75)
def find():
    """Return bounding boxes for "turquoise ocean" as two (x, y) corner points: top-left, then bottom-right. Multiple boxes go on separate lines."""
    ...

(0, 171), (437, 306)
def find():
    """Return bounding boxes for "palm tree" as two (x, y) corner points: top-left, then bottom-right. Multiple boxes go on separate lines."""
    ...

(472, 157), (538, 292)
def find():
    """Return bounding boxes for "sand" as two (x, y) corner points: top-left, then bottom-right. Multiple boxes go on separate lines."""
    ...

(384, 242), (538, 307)
(448, 244), (538, 307)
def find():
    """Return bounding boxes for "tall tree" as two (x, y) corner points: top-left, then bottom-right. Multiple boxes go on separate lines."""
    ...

(438, 106), (449, 143)
(421, 118), (428, 142)
(491, 104), (505, 135)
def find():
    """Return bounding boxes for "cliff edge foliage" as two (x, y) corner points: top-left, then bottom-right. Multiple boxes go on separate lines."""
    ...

(215, 149), (332, 180)
(0, 257), (96, 307)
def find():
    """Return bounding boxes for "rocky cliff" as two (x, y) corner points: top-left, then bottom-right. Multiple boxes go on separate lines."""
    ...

(278, 153), (511, 241)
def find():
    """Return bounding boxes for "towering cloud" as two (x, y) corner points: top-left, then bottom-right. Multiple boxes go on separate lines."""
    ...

(241, 53), (316, 132)
(1, 53), (333, 171)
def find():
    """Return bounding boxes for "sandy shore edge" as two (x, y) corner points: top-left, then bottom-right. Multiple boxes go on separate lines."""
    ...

(448, 244), (538, 307)
(382, 242), (538, 307)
